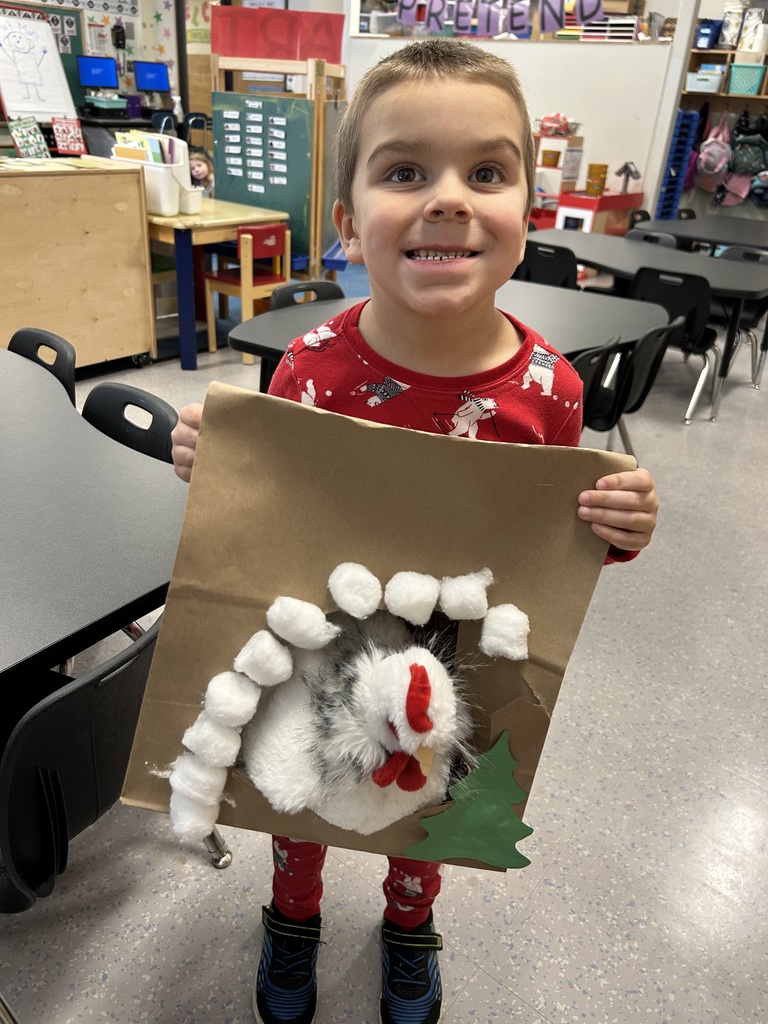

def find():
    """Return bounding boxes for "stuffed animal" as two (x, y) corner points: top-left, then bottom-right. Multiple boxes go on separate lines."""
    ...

(168, 563), (530, 842)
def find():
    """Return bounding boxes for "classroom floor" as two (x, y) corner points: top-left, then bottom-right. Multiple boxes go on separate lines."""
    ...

(1, 288), (766, 1024)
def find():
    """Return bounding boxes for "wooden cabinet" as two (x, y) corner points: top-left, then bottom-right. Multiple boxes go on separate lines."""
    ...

(0, 159), (156, 367)
(682, 48), (767, 110)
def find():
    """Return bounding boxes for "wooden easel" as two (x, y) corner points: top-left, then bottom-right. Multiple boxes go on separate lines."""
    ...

(210, 56), (345, 277)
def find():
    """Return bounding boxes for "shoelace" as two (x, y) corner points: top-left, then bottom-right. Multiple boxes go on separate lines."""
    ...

(389, 950), (428, 991)
(271, 941), (315, 984)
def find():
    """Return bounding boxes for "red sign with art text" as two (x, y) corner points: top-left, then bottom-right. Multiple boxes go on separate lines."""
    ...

(211, 7), (344, 64)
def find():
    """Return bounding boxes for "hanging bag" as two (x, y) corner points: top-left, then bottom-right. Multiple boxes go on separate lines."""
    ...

(695, 119), (732, 192)
(731, 134), (768, 176)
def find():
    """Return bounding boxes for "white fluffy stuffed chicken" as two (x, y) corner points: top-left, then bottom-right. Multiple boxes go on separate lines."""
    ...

(239, 611), (474, 835)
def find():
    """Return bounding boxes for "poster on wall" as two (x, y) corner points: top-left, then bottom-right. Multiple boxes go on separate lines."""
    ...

(0, 13), (76, 120)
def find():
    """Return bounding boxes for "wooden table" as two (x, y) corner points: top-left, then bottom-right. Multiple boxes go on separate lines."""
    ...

(228, 280), (668, 393)
(147, 197), (289, 371)
(533, 228), (768, 418)
(643, 215), (768, 253)
(0, 348), (187, 684)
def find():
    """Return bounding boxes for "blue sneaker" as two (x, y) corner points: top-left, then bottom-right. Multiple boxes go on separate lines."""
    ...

(253, 903), (322, 1024)
(380, 912), (443, 1024)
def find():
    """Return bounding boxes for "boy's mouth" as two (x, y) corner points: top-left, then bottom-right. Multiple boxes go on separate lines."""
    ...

(406, 249), (478, 261)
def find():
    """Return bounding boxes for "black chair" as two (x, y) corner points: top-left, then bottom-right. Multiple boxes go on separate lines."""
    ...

(708, 246), (768, 388)
(628, 209), (651, 230)
(0, 619), (160, 913)
(81, 383), (178, 463)
(183, 111), (209, 151)
(151, 111), (177, 135)
(676, 208), (696, 220)
(569, 337), (633, 436)
(625, 229), (678, 249)
(269, 279), (345, 310)
(615, 317), (685, 456)
(8, 328), (76, 405)
(513, 240), (578, 289)
(628, 268), (719, 423)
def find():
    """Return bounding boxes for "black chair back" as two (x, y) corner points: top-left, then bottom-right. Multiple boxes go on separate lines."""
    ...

(269, 280), (345, 309)
(151, 111), (177, 135)
(513, 240), (578, 289)
(81, 382), (178, 463)
(0, 620), (160, 912)
(628, 268), (713, 354)
(625, 229), (677, 249)
(622, 316), (684, 415)
(719, 245), (768, 266)
(628, 210), (651, 230)
(676, 208), (696, 220)
(8, 328), (76, 405)
(569, 336), (632, 432)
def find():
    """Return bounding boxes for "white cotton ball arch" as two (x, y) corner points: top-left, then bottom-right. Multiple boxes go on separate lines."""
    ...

(384, 571), (440, 626)
(267, 596), (342, 649)
(439, 568), (495, 620)
(328, 562), (383, 618)
(234, 629), (294, 686)
(479, 603), (530, 661)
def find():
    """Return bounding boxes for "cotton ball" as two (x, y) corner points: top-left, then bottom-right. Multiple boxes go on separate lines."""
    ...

(479, 603), (530, 661)
(384, 572), (440, 626)
(234, 630), (293, 686)
(328, 562), (382, 618)
(169, 752), (228, 804)
(182, 712), (241, 768)
(440, 568), (494, 620)
(204, 671), (260, 727)
(169, 789), (219, 842)
(266, 596), (341, 649)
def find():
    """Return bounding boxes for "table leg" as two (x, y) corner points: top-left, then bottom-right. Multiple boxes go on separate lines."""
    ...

(174, 228), (198, 371)
(710, 297), (743, 421)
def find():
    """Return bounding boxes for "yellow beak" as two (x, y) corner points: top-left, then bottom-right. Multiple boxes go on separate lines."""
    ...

(414, 745), (434, 777)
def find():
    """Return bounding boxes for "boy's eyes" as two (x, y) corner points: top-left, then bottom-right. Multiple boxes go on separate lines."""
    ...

(385, 164), (504, 185)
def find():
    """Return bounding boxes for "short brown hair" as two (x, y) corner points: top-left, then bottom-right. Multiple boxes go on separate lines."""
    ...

(334, 38), (535, 218)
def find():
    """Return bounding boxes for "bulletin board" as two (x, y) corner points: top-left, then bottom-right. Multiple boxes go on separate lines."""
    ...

(212, 90), (341, 260)
(0, 10), (77, 120)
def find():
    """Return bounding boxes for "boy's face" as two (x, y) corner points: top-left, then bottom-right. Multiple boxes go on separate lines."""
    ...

(333, 79), (529, 323)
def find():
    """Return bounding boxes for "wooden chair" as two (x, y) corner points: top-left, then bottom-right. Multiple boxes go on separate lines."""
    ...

(204, 224), (291, 361)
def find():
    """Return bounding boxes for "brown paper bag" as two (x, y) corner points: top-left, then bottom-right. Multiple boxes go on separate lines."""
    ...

(123, 383), (634, 870)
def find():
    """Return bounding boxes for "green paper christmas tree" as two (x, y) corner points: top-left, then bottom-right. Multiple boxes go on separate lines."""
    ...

(405, 731), (533, 869)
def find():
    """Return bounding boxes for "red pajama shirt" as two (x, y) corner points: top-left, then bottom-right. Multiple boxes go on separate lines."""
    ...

(266, 300), (631, 926)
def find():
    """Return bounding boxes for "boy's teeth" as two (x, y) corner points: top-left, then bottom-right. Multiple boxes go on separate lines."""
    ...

(409, 250), (473, 260)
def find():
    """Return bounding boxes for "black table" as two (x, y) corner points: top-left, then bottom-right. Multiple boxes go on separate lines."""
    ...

(228, 280), (668, 393)
(0, 348), (187, 684)
(643, 216), (768, 253)
(534, 228), (768, 418)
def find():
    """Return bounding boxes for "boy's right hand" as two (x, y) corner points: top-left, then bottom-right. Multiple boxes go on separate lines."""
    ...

(171, 402), (204, 482)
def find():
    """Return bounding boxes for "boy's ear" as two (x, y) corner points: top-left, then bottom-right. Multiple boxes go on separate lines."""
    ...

(332, 200), (364, 265)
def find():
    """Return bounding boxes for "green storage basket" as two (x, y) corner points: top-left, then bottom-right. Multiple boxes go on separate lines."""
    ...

(728, 63), (766, 96)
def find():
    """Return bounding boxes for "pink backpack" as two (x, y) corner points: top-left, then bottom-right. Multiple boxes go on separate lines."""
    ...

(695, 120), (733, 193)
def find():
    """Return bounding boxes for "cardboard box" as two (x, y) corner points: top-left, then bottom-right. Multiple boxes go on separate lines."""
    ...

(123, 384), (634, 871)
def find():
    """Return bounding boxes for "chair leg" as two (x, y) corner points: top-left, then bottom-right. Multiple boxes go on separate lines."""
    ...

(683, 352), (712, 425)
(616, 416), (635, 458)
(203, 826), (233, 869)
(754, 346), (766, 390)
(205, 281), (218, 353)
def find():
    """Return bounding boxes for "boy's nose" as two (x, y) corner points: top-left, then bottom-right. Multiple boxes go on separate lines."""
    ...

(423, 179), (472, 221)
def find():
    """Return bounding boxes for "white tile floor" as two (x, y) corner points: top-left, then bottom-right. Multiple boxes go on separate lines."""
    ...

(1, 297), (767, 1024)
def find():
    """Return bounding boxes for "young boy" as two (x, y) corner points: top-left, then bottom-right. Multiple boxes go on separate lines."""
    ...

(171, 39), (659, 1024)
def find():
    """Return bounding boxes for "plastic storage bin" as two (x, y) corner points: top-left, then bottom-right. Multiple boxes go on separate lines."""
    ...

(685, 70), (725, 93)
(728, 63), (767, 95)
(696, 20), (724, 49)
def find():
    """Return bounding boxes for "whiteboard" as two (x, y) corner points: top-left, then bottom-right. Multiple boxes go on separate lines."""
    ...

(0, 15), (76, 121)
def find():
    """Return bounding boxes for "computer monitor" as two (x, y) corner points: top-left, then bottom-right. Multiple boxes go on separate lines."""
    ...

(133, 61), (171, 94)
(77, 55), (119, 90)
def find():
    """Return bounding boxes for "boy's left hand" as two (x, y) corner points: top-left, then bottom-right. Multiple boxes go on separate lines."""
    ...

(577, 468), (658, 552)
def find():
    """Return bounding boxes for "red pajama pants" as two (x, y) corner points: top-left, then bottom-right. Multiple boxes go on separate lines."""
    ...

(271, 835), (441, 929)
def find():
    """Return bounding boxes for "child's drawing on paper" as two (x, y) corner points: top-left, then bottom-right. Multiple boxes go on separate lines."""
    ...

(0, 29), (47, 101)
(0, 17), (75, 121)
